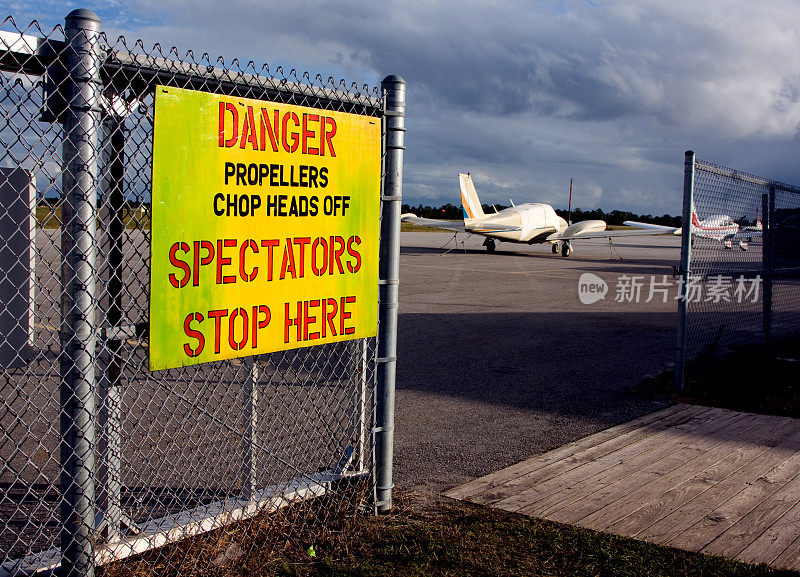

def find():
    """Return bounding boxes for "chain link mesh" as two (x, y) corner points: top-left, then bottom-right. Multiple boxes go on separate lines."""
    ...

(1, 15), (384, 576)
(684, 159), (800, 364)
(771, 188), (800, 340)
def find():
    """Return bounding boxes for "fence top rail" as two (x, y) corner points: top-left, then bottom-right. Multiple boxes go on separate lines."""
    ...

(696, 158), (800, 195)
(0, 29), (60, 75)
(104, 50), (383, 114)
(0, 27), (383, 114)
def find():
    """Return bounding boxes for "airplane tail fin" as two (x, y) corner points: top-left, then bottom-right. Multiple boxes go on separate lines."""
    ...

(459, 173), (485, 222)
(690, 200), (701, 228)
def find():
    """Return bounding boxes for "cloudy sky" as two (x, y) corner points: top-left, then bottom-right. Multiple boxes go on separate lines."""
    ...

(9, 0), (800, 214)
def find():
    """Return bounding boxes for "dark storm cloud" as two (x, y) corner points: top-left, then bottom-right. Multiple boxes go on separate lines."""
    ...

(11, 0), (800, 213)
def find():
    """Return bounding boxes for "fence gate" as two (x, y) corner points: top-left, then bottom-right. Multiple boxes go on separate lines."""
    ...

(0, 9), (403, 576)
(675, 151), (800, 389)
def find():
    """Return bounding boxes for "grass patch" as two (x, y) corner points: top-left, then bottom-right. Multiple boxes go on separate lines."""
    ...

(100, 490), (796, 576)
(239, 497), (794, 576)
(99, 480), (372, 577)
(637, 335), (800, 418)
(401, 222), (456, 233)
(303, 498), (792, 577)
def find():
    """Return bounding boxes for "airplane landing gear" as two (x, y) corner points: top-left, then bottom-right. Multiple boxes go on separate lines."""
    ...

(484, 238), (496, 253)
(552, 243), (559, 254)
(561, 241), (572, 257)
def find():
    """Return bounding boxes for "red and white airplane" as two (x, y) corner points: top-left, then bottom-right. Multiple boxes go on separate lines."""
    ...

(626, 203), (762, 250)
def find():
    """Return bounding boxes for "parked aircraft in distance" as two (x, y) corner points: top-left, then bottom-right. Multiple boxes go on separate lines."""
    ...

(401, 173), (680, 256)
(631, 203), (762, 250)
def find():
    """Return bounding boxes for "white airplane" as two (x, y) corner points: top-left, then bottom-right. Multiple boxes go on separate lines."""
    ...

(401, 173), (680, 256)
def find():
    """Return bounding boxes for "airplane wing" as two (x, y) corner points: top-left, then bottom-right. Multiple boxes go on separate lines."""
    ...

(401, 214), (466, 233)
(732, 229), (762, 239)
(623, 221), (682, 233)
(547, 223), (681, 242)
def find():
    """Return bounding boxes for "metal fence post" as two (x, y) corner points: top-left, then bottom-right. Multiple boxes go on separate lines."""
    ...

(354, 339), (369, 474)
(97, 115), (124, 541)
(60, 8), (102, 577)
(763, 188), (775, 346)
(675, 150), (695, 391)
(375, 75), (405, 513)
(762, 192), (770, 344)
(242, 356), (259, 500)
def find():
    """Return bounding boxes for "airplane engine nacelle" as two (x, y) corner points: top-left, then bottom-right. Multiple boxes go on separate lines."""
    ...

(562, 220), (606, 237)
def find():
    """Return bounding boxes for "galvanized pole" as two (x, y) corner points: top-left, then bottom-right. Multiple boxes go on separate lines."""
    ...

(241, 356), (258, 501)
(763, 188), (775, 346)
(674, 150), (695, 392)
(60, 9), (102, 577)
(355, 339), (369, 474)
(97, 114), (124, 542)
(375, 75), (405, 513)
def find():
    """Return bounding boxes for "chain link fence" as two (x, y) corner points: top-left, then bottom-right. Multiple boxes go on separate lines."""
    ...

(675, 152), (800, 388)
(1, 10), (403, 576)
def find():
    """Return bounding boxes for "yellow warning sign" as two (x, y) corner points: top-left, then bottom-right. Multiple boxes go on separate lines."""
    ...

(150, 86), (381, 371)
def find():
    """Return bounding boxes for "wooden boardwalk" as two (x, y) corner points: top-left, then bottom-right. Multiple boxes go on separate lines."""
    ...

(446, 404), (800, 571)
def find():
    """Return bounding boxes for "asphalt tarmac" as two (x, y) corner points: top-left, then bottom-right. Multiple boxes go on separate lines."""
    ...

(394, 232), (683, 500)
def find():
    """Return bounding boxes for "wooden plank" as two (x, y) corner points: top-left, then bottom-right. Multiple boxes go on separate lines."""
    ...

(451, 405), (800, 570)
(545, 411), (770, 528)
(472, 405), (710, 506)
(445, 404), (700, 501)
(658, 420), (800, 554)
(446, 404), (697, 502)
(733, 478), (800, 565)
(703, 455), (800, 560)
(638, 418), (800, 551)
(458, 405), (710, 505)
(603, 414), (790, 538)
(604, 418), (797, 540)
(523, 409), (751, 519)
(542, 410), (765, 526)
(500, 408), (743, 517)
(636, 420), (800, 548)
(770, 531), (800, 571)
